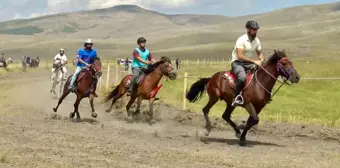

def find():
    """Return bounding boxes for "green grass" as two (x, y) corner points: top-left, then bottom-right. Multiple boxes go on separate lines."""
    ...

(0, 26), (44, 35)
(62, 26), (77, 33)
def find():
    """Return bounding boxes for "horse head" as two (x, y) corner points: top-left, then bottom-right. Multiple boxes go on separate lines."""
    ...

(266, 50), (300, 84)
(154, 56), (177, 80)
(90, 57), (102, 79)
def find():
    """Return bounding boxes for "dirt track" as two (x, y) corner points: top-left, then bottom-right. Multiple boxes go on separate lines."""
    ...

(1, 70), (340, 168)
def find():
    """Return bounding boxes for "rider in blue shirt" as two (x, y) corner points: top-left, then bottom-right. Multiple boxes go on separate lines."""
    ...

(69, 39), (98, 96)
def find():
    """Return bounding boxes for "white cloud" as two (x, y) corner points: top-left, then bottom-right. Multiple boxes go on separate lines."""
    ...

(86, 0), (195, 10)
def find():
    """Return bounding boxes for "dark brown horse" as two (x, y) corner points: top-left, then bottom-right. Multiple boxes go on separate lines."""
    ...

(53, 58), (102, 120)
(104, 56), (177, 123)
(186, 50), (300, 146)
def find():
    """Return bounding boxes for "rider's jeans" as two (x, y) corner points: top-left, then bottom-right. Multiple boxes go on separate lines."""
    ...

(69, 66), (84, 88)
(129, 67), (142, 90)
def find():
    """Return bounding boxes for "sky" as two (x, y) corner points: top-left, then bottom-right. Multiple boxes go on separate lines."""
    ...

(0, 0), (339, 21)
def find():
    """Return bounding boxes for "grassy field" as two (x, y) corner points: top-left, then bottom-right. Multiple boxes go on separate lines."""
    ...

(3, 58), (339, 127)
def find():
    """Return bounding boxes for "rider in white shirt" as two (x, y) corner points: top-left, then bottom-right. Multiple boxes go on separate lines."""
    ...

(51, 48), (68, 81)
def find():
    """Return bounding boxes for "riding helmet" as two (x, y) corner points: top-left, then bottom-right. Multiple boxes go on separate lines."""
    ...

(245, 20), (260, 29)
(137, 37), (147, 44)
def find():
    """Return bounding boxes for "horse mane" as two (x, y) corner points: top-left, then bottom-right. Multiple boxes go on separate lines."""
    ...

(267, 50), (287, 64)
(153, 56), (171, 68)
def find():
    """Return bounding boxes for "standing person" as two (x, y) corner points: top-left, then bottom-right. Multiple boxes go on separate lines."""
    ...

(175, 58), (180, 70)
(68, 39), (98, 97)
(51, 48), (68, 81)
(230, 20), (264, 106)
(124, 57), (130, 71)
(127, 37), (156, 95)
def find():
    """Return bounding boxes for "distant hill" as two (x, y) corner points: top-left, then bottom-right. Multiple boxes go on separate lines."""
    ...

(0, 2), (340, 60)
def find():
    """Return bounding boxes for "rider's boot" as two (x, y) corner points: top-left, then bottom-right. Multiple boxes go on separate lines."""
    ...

(232, 80), (245, 106)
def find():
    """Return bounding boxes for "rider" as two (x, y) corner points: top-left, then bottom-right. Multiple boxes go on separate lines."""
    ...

(127, 37), (156, 95)
(68, 39), (98, 97)
(51, 48), (68, 81)
(26, 54), (31, 64)
(231, 20), (264, 106)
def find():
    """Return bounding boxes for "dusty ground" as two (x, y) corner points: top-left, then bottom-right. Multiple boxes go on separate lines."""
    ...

(0, 70), (340, 168)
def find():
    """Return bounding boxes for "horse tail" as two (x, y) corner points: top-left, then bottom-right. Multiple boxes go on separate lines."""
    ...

(186, 77), (211, 103)
(104, 85), (119, 103)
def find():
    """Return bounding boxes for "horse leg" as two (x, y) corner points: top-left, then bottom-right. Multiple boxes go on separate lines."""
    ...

(72, 95), (82, 121)
(53, 87), (71, 112)
(202, 96), (219, 136)
(133, 96), (142, 115)
(239, 103), (259, 146)
(221, 103), (241, 138)
(148, 97), (156, 125)
(106, 87), (127, 113)
(125, 94), (137, 123)
(89, 94), (97, 118)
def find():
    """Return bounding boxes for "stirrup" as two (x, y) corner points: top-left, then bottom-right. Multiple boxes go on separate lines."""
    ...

(232, 94), (244, 106)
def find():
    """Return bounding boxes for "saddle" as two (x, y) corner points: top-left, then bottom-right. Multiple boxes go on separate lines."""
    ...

(125, 65), (155, 88)
(223, 64), (257, 89)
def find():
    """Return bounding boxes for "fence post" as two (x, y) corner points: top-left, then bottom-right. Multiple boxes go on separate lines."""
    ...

(196, 59), (199, 66)
(203, 59), (205, 65)
(115, 64), (119, 85)
(210, 59), (213, 66)
(186, 59), (188, 66)
(105, 65), (110, 91)
(99, 77), (102, 91)
(183, 72), (188, 110)
(222, 59), (224, 64)
(46, 60), (48, 69)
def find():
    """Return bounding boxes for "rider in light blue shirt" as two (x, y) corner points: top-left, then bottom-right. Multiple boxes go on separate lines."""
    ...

(127, 37), (156, 95)
(69, 39), (98, 96)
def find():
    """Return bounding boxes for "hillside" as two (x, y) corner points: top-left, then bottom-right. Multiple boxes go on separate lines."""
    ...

(0, 2), (340, 60)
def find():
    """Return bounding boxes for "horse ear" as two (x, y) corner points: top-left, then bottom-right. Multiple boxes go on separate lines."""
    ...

(273, 49), (277, 53)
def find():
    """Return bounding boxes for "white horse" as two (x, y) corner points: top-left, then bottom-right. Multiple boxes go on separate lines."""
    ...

(50, 59), (64, 98)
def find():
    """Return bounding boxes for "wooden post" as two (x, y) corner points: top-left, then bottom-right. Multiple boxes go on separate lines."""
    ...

(183, 72), (188, 110)
(210, 59), (213, 66)
(46, 60), (48, 69)
(99, 77), (102, 91)
(203, 59), (205, 65)
(186, 59), (188, 66)
(222, 59), (224, 64)
(105, 65), (110, 91)
(106, 60), (109, 67)
(196, 59), (199, 66)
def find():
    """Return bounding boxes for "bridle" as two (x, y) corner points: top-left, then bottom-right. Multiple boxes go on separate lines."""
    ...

(255, 57), (296, 102)
(86, 61), (102, 79)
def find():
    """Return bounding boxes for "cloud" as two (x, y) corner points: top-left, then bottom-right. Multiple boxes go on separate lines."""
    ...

(86, 0), (195, 10)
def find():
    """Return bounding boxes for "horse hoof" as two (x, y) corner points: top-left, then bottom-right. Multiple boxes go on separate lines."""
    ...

(125, 117), (133, 123)
(235, 133), (241, 139)
(53, 108), (57, 112)
(204, 129), (211, 136)
(92, 113), (98, 118)
(69, 112), (75, 118)
(150, 119), (156, 124)
(239, 140), (247, 146)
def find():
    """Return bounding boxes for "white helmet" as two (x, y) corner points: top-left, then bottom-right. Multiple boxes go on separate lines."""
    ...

(60, 48), (64, 51)
(84, 39), (93, 44)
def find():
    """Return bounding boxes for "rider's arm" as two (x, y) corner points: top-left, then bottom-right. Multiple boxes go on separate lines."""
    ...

(77, 51), (89, 66)
(133, 50), (149, 64)
(148, 52), (156, 63)
(256, 40), (264, 61)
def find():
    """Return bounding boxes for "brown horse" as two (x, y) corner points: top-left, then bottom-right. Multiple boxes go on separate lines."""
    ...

(104, 56), (177, 123)
(186, 50), (300, 146)
(53, 58), (102, 120)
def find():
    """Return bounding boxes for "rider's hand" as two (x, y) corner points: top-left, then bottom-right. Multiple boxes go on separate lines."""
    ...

(86, 64), (91, 68)
(146, 61), (152, 65)
(254, 60), (263, 66)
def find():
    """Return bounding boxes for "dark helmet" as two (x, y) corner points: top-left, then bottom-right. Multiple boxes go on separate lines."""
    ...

(245, 20), (260, 29)
(137, 37), (147, 44)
